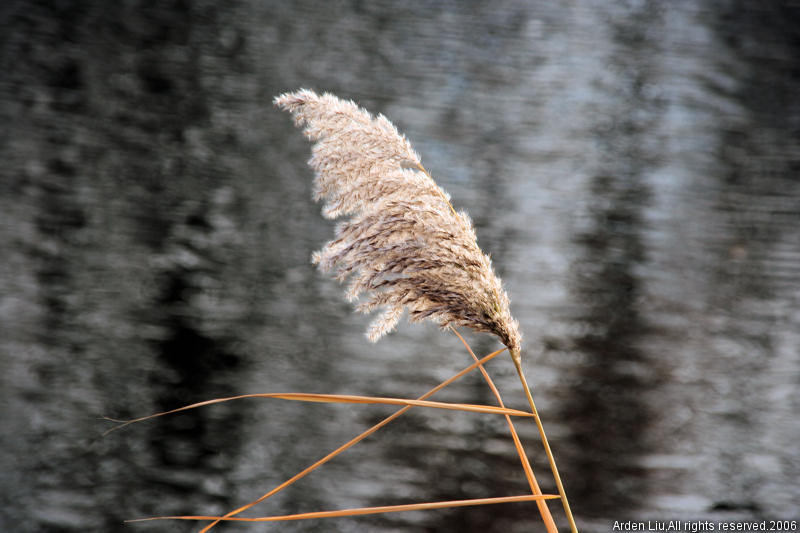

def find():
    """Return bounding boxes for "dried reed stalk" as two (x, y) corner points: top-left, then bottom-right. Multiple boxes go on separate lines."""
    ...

(128, 494), (560, 524)
(276, 89), (577, 532)
(103, 390), (534, 433)
(108, 91), (577, 532)
(117, 347), (563, 530)
(194, 347), (512, 533)
(452, 328), (558, 533)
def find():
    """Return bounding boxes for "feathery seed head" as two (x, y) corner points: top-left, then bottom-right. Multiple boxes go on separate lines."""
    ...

(275, 89), (522, 360)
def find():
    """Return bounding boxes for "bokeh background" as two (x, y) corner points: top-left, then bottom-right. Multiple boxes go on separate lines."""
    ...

(1, 1), (798, 532)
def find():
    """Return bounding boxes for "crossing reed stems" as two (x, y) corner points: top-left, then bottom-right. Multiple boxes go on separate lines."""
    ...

(452, 328), (558, 533)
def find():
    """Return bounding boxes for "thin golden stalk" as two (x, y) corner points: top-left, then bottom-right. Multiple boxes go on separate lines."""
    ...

(415, 162), (457, 216)
(128, 494), (560, 524)
(452, 328), (558, 533)
(265, 393), (533, 416)
(103, 391), (531, 435)
(197, 348), (507, 533)
(512, 357), (578, 533)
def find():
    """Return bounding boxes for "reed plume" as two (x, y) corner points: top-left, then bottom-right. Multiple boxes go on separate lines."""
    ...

(275, 89), (577, 533)
(274, 89), (522, 363)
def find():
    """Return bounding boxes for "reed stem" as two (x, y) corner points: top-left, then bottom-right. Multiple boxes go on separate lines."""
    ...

(197, 348), (507, 533)
(452, 329), (557, 533)
(512, 357), (578, 533)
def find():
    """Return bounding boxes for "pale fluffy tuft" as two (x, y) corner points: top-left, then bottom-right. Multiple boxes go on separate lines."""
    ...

(275, 89), (522, 359)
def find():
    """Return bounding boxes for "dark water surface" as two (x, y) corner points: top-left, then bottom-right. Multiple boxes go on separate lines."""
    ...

(1, 1), (798, 532)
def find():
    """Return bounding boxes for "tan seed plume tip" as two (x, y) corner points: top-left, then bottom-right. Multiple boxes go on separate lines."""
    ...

(274, 89), (522, 357)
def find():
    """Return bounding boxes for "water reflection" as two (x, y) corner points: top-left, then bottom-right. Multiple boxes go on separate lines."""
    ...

(557, 2), (659, 515)
(144, 211), (245, 516)
(569, 172), (655, 506)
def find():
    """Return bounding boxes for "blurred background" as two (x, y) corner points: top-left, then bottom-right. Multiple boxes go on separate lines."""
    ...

(1, 1), (798, 532)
